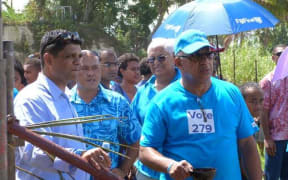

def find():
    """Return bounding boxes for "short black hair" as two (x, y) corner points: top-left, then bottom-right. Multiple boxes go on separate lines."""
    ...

(139, 57), (151, 76)
(14, 59), (27, 86)
(239, 82), (262, 99)
(24, 58), (41, 71)
(117, 53), (139, 78)
(39, 29), (82, 68)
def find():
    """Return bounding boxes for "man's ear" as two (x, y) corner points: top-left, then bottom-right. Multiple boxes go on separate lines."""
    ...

(175, 57), (183, 69)
(43, 53), (53, 67)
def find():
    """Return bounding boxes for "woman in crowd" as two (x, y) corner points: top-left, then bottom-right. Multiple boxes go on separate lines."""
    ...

(112, 53), (141, 103)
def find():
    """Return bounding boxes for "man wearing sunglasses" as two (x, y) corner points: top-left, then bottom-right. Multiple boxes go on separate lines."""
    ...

(14, 29), (110, 180)
(139, 30), (262, 180)
(260, 44), (288, 180)
(132, 38), (181, 180)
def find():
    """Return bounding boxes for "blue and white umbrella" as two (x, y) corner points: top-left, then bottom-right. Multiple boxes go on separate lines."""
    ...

(153, 0), (279, 38)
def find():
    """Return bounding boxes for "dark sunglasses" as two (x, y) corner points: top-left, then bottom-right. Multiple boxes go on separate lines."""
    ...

(147, 55), (167, 64)
(42, 32), (81, 54)
(274, 52), (282, 57)
(101, 62), (120, 68)
(178, 52), (214, 62)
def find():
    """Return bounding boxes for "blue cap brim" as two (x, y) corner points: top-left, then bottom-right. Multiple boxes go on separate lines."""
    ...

(181, 42), (214, 55)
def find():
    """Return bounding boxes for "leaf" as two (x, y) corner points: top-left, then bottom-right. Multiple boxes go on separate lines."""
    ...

(25, 115), (126, 129)
(32, 130), (131, 159)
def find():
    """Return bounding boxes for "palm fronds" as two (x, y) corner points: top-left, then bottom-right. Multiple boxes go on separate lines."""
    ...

(32, 130), (131, 159)
(25, 115), (126, 129)
(16, 166), (45, 180)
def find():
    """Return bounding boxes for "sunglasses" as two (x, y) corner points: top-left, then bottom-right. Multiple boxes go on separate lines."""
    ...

(42, 32), (81, 54)
(101, 62), (120, 68)
(274, 52), (282, 57)
(147, 55), (167, 64)
(178, 52), (214, 62)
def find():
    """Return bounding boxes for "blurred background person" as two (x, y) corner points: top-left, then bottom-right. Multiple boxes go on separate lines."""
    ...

(260, 44), (288, 180)
(113, 53), (141, 103)
(23, 57), (41, 84)
(137, 57), (153, 87)
(132, 38), (181, 180)
(14, 59), (27, 91)
(240, 82), (264, 155)
(99, 49), (119, 89)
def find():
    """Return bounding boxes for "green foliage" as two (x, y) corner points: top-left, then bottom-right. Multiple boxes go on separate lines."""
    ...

(2, 2), (28, 24)
(221, 36), (275, 86)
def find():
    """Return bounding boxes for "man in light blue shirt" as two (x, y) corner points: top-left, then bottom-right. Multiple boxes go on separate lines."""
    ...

(139, 30), (262, 180)
(70, 50), (141, 178)
(14, 30), (110, 180)
(132, 38), (181, 180)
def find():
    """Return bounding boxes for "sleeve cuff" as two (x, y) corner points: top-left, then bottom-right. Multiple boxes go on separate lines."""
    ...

(53, 149), (86, 173)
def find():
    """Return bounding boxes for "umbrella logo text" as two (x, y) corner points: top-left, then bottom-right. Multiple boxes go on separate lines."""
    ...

(165, 24), (181, 33)
(235, 17), (263, 24)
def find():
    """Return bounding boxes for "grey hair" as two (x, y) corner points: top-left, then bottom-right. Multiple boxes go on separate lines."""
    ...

(147, 38), (175, 55)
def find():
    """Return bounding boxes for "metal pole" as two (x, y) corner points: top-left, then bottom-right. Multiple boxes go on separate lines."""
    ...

(7, 120), (122, 180)
(233, 49), (236, 84)
(255, 58), (258, 82)
(215, 36), (223, 80)
(4, 41), (16, 180)
(0, 0), (8, 179)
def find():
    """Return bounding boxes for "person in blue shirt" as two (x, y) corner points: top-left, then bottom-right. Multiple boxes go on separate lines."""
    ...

(136, 57), (152, 88)
(70, 50), (141, 179)
(139, 30), (262, 180)
(112, 53), (141, 103)
(132, 38), (181, 180)
(14, 29), (110, 180)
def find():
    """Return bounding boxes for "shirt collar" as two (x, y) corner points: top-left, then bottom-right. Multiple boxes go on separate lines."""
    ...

(145, 67), (181, 88)
(70, 84), (112, 104)
(37, 73), (67, 100)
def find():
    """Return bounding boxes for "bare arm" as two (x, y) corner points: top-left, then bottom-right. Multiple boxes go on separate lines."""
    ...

(238, 136), (262, 180)
(260, 109), (276, 156)
(112, 142), (139, 177)
(139, 146), (193, 180)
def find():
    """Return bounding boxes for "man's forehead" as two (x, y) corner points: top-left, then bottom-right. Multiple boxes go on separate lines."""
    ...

(197, 47), (210, 53)
(274, 47), (286, 53)
(101, 55), (117, 62)
(148, 46), (168, 55)
(81, 55), (100, 64)
(61, 44), (81, 53)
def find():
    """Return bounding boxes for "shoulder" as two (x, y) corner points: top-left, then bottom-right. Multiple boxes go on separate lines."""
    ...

(102, 87), (129, 105)
(151, 80), (181, 104)
(259, 71), (274, 88)
(211, 78), (243, 101)
(212, 77), (238, 90)
(14, 82), (47, 106)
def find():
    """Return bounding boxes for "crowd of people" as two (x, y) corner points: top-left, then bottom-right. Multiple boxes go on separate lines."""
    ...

(12, 28), (287, 180)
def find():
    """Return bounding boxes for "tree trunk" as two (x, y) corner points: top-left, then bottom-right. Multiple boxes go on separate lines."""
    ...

(0, 0), (8, 179)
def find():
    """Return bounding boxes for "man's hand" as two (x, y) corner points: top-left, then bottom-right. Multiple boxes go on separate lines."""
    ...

(264, 138), (276, 156)
(112, 168), (126, 178)
(81, 148), (111, 170)
(168, 160), (193, 180)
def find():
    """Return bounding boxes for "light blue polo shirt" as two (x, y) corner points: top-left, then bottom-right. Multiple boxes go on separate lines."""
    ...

(132, 68), (181, 179)
(140, 78), (256, 180)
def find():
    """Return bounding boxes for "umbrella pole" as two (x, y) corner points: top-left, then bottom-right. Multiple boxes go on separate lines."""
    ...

(255, 58), (258, 82)
(233, 49), (236, 84)
(215, 36), (223, 80)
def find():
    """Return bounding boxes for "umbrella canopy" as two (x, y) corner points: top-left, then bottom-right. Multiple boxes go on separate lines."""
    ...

(153, 0), (279, 38)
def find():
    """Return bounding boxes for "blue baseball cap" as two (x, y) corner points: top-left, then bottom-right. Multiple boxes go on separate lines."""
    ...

(174, 29), (214, 55)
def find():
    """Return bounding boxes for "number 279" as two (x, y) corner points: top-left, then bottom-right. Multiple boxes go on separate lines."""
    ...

(191, 124), (212, 133)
